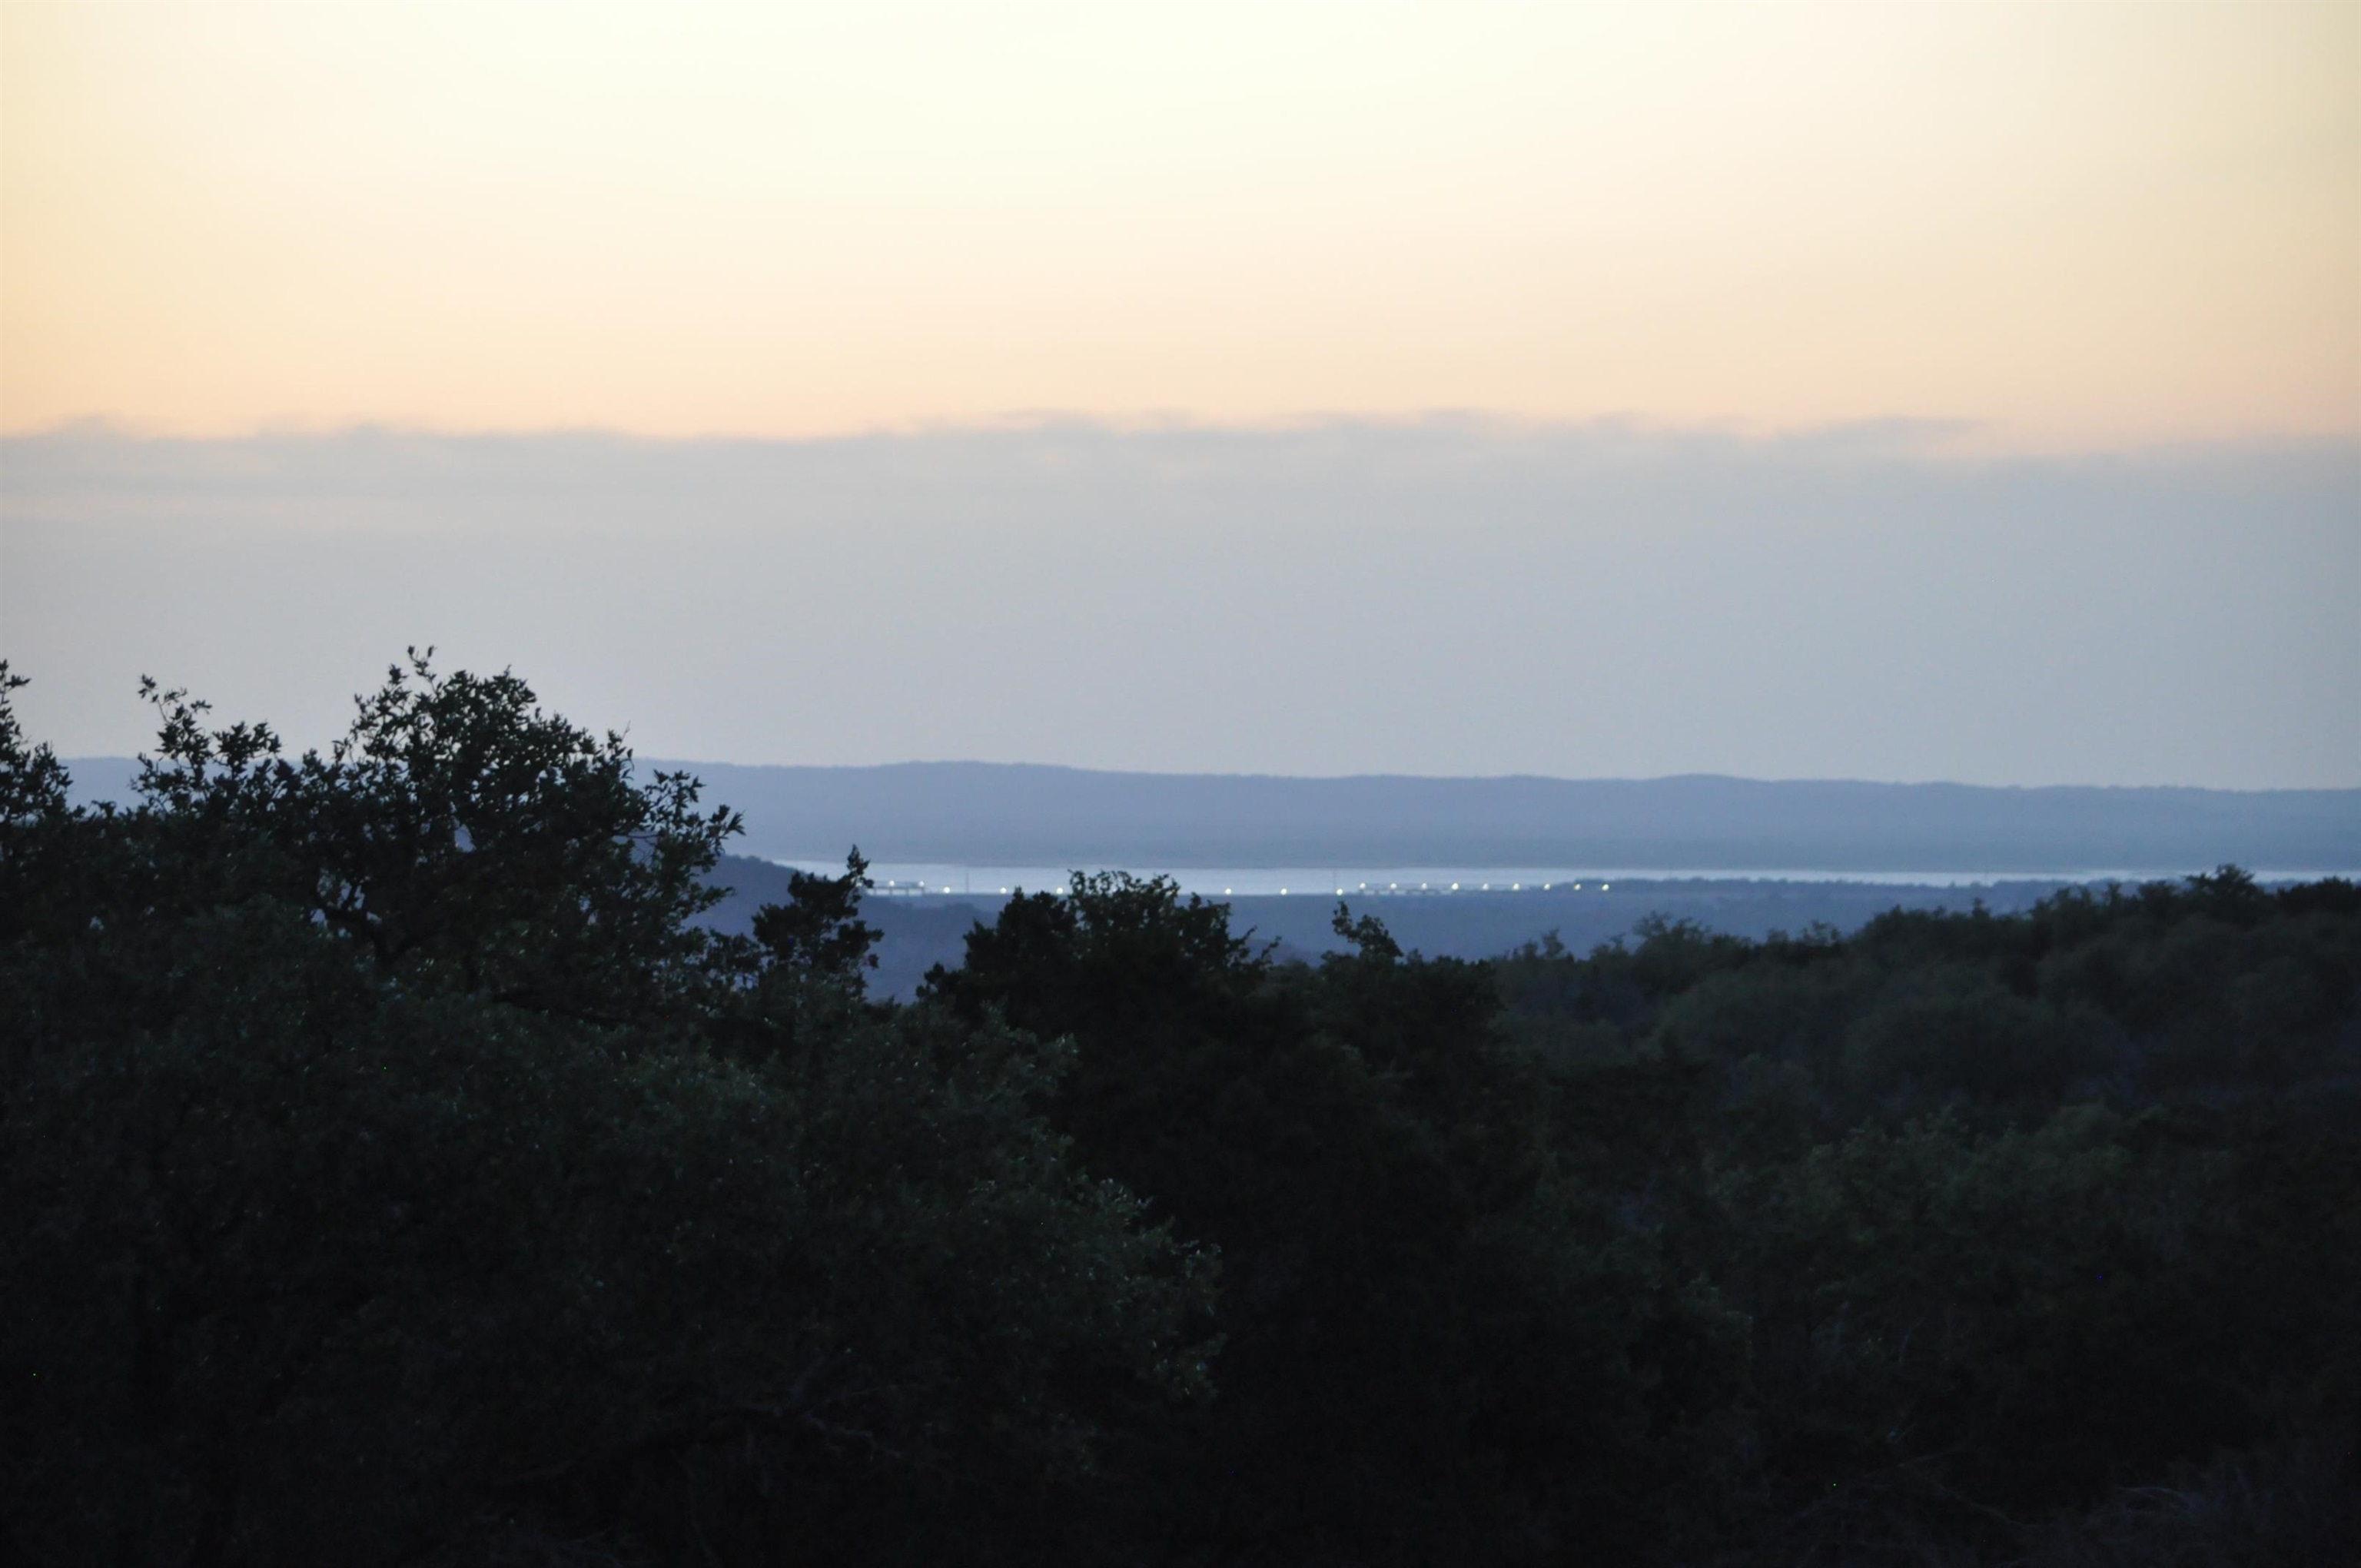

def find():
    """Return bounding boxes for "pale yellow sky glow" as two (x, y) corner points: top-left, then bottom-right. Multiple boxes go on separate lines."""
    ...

(4, 1), (2355, 447)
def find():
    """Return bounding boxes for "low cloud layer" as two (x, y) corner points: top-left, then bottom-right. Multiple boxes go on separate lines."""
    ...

(4, 421), (2354, 787)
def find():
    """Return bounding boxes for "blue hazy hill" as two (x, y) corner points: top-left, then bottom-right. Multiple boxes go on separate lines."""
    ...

(652, 762), (2359, 875)
(63, 756), (2361, 875)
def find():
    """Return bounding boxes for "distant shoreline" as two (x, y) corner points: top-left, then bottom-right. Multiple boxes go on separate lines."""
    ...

(758, 859), (2353, 898)
(698, 855), (2359, 1001)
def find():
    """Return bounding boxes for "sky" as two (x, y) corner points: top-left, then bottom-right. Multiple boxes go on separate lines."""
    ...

(2, 2), (2356, 785)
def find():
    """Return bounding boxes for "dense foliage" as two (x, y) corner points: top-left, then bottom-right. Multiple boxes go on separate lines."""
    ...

(4, 659), (2354, 1563)
(1491, 891), (2361, 1563)
(0, 659), (1209, 1566)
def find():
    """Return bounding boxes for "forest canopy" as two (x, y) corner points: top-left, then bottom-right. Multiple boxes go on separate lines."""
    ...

(2, 658), (2354, 1565)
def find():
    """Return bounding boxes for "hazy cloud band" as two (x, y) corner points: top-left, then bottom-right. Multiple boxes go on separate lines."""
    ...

(4, 422), (2355, 787)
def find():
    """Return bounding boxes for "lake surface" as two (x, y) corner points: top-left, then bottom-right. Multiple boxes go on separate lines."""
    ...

(767, 861), (2346, 899)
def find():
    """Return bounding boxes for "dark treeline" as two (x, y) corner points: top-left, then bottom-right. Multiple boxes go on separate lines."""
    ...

(3, 659), (2355, 1566)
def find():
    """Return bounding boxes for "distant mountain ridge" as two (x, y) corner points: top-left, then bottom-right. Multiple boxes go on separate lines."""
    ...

(652, 762), (2361, 874)
(60, 756), (2359, 873)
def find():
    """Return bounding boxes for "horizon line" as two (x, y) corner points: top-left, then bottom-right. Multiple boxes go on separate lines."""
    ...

(646, 759), (2361, 796)
(58, 754), (2361, 797)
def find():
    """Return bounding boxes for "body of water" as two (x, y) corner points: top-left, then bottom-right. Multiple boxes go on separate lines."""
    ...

(765, 862), (2349, 899)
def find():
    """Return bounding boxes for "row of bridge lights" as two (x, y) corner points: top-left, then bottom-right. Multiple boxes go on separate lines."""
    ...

(899, 882), (1622, 896)
(1251, 881), (1612, 896)
(890, 881), (1616, 897)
